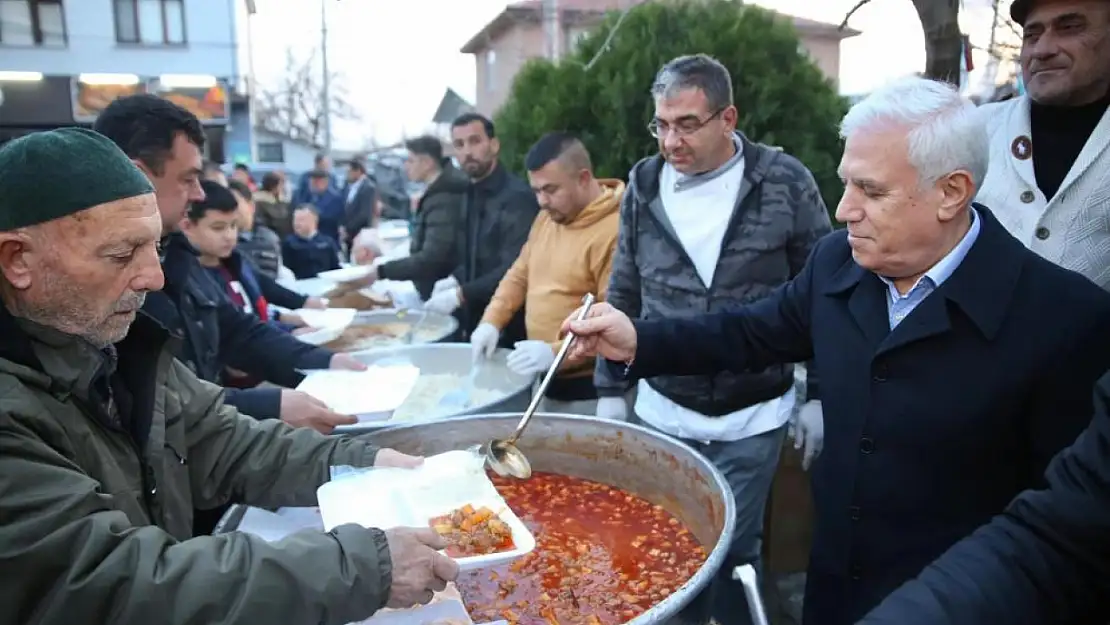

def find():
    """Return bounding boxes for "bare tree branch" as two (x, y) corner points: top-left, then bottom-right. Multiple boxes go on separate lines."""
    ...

(254, 46), (361, 149)
(839, 0), (873, 30)
(987, 1), (1021, 63)
(969, 38), (1018, 54)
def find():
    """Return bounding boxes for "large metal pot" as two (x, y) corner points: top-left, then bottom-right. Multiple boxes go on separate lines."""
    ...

(334, 345), (534, 433)
(361, 413), (737, 625)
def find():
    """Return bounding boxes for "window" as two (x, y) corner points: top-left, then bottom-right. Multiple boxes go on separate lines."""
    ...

(0, 0), (67, 46)
(257, 142), (284, 164)
(484, 50), (497, 94)
(114, 0), (186, 45)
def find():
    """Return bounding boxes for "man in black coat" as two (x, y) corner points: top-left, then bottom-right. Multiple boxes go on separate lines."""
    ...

(857, 369), (1110, 624)
(366, 135), (465, 300)
(423, 113), (538, 347)
(563, 77), (1110, 625)
(340, 158), (377, 253)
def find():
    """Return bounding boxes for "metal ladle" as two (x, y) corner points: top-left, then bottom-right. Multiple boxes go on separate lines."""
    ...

(483, 293), (596, 479)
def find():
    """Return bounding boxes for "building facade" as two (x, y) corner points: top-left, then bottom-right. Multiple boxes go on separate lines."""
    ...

(0, 0), (242, 160)
(248, 127), (319, 173)
(461, 0), (860, 117)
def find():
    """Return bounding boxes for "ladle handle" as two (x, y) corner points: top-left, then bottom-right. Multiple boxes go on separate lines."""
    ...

(508, 293), (596, 443)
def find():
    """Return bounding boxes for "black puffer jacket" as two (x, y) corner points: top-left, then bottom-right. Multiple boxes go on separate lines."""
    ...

(452, 163), (538, 346)
(378, 167), (467, 300)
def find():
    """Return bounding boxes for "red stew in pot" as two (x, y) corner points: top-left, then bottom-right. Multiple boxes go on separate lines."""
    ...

(458, 472), (707, 625)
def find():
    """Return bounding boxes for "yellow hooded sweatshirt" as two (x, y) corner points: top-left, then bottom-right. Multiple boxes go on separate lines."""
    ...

(481, 179), (625, 378)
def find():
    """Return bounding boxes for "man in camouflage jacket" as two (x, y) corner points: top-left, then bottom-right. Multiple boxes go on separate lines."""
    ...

(594, 54), (832, 625)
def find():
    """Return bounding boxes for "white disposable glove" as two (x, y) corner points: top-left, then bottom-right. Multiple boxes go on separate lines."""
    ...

(470, 323), (500, 363)
(789, 400), (825, 470)
(506, 340), (556, 376)
(424, 288), (461, 315)
(595, 396), (629, 421)
(432, 276), (458, 295)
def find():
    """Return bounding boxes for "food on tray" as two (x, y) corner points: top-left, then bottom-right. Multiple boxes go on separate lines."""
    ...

(458, 473), (707, 625)
(323, 322), (406, 351)
(391, 374), (503, 421)
(323, 317), (453, 352)
(324, 289), (392, 311)
(430, 504), (516, 557)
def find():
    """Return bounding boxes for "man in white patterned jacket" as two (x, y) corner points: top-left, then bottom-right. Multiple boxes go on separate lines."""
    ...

(976, 0), (1110, 288)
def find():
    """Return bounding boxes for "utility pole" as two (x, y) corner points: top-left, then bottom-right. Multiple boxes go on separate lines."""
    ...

(542, 0), (560, 60)
(320, 0), (332, 155)
(244, 0), (258, 162)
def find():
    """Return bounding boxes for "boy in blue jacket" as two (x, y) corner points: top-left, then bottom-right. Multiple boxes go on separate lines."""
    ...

(183, 183), (325, 327)
(182, 182), (334, 386)
(282, 204), (342, 279)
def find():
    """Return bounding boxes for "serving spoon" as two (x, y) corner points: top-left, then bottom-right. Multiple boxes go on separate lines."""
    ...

(482, 293), (596, 479)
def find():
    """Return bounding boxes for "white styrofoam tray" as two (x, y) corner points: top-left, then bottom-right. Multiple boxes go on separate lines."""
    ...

(293, 307), (359, 345)
(379, 223), (410, 241)
(296, 307), (359, 329)
(296, 365), (421, 422)
(351, 595), (472, 625)
(318, 450), (535, 571)
(277, 276), (336, 298)
(295, 325), (345, 346)
(318, 265), (376, 283)
(368, 280), (422, 309)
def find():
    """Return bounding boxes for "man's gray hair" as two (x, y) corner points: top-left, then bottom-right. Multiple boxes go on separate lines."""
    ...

(840, 76), (988, 191)
(651, 54), (734, 111)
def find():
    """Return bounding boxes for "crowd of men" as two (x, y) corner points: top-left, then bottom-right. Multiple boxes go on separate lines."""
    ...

(0, 0), (1108, 623)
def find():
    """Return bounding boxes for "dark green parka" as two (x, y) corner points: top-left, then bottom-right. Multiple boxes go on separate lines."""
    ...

(0, 307), (393, 625)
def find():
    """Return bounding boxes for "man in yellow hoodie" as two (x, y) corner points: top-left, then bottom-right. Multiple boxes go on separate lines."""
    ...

(471, 133), (623, 414)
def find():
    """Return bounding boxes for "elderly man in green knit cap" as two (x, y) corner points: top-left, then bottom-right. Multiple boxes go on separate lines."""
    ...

(0, 128), (458, 624)
(0, 128), (163, 345)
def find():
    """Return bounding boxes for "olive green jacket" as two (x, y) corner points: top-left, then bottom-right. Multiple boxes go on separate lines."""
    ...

(0, 306), (391, 625)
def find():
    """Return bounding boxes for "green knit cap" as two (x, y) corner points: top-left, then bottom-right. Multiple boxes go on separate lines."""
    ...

(0, 127), (154, 231)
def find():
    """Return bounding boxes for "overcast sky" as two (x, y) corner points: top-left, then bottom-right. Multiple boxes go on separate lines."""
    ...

(244, 0), (1007, 149)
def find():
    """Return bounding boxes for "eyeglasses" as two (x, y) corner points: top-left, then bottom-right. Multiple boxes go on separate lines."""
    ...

(647, 108), (725, 139)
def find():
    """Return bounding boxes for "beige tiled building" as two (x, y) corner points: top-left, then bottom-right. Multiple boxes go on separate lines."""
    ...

(460, 0), (860, 117)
